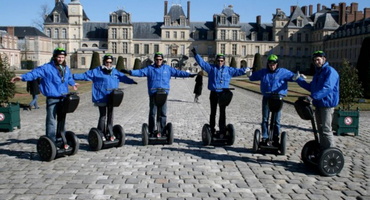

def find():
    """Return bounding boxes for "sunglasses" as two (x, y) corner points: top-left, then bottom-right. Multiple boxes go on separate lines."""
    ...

(106, 61), (112, 64)
(155, 59), (163, 61)
(217, 60), (224, 62)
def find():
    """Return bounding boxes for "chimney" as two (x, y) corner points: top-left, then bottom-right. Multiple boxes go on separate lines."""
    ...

(302, 6), (307, 16)
(346, 13), (354, 23)
(354, 11), (363, 22)
(164, 1), (168, 16)
(339, 2), (346, 25)
(364, 8), (370, 20)
(331, 4), (336, 9)
(7, 27), (14, 36)
(322, 5), (326, 10)
(351, 3), (358, 14)
(317, 3), (321, 12)
(257, 15), (261, 26)
(187, 1), (190, 21)
(309, 5), (313, 16)
(290, 6), (296, 15)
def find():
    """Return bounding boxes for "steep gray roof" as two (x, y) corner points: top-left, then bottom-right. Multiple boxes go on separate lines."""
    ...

(314, 11), (339, 30)
(190, 22), (214, 40)
(44, 1), (89, 24)
(133, 22), (162, 39)
(0, 26), (48, 39)
(287, 6), (312, 28)
(83, 22), (108, 39)
(221, 5), (239, 18)
(168, 4), (186, 22)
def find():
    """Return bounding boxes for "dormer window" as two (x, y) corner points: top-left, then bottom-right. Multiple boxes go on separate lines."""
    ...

(297, 19), (303, 27)
(111, 15), (117, 23)
(122, 15), (128, 23)
(232, 16), (238, 24)
(221, 16), (226, 24)
(53, 12), (60, 23)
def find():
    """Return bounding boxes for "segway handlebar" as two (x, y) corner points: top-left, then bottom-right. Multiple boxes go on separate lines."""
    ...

(216, 88), (235, 91)
(61, 92), (79, 96)
(107, 88), (124, 91)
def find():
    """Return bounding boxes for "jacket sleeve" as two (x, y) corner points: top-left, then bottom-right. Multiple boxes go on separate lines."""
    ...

(130, 67), (149, 77)
(73, 69), (95, 81)
(249, 69), (264, 81)
(117, 71), (136, 84)
(229, 67), (247, 77)
(170, 67), (190, 77)
(194, 54), (212, 73)
(296, 78), (311, 92)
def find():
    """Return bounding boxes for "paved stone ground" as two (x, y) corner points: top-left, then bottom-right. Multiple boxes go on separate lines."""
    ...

(1, 77), (370, 200)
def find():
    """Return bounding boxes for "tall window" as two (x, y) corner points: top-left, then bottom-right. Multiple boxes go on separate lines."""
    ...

(123, 42), (128, 54)
(144, 44), (149, 54)
(54, 29), (59, 39)
(123, 15), (128, 23)
(112, 42), (117, 53)
(81, 57), (86, 65)
(62, 29), (67, 39)
(255, 46), (260, 54)
(46, 29), (51, 37)
(220, 44), (226, 54)
(297, 33), (302, 42)
(232, 30), (237, 40)
(53, 14), (60, 23)
(166, 31), (170, 38)
(173, 31), (177, 39)
(232, 16), (237, 24)
(154, 44), (159, 53)
(123, 28), (128, 39)
(221, 30), (226, 40)
(242, 45), (246, 56)
(221, 16), (226, 24)
(181, 31), (185, 39)
(134, 44), (139, 54)
(232, 44), (237, 55)
(112, 28), (117, 39)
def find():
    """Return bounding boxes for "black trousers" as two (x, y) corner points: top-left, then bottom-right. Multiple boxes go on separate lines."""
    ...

(209, 91), (226, 133)
(98, 106), (114, 135)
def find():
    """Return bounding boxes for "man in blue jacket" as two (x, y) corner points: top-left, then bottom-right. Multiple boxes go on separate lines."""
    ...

(297, 51), (339, 150)
(191, 48), (250, 136)
(122, 52), (196, 136)
(249, 54), (303, 146)
(11, 48), (77, 144)
(73, 54), (137, 140)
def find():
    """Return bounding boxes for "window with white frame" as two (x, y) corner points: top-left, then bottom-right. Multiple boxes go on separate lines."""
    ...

(112, 28), (117, 39)
(123, 28), (128, 39)
(220, 44), (226, 54)
(112, 42), (117, 53)
(221, 30), (226, 40)
(232, 44), (237, 55)
(123, 42), (128, 54)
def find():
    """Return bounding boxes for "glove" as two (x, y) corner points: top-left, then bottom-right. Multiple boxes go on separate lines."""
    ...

(191, 47), (197, 56)
(189, 74), (197, 78)
(121, 69), (131, 75)
(132, 80), (138, 84)
(293, 71), (306, 81)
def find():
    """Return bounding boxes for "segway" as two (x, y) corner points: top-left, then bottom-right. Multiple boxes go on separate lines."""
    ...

(88, 88), (125, 151)
(202, 88), (235, 146)
(142, 88), (173, 146)
(294, 96), (344, 176)
(253, 94), (287, 155)
(37, 92), (80, 161)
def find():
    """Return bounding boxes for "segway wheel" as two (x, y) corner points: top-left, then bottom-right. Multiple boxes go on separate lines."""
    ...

(226, 124), (235, 145)
(142, 123), (149, 146)
(37, 136), (57, 161)
(65, 131), (79, 155)
(113, 125), (125, 147)
(202, 124), (212, 146)
(280, 131), (287, 155)
(301, 140), (320, 167)
(166, 123), (174, 145)
(88, 128), (103, 151)
(253, 129), (261, 152)
(318, 148), (345, 176)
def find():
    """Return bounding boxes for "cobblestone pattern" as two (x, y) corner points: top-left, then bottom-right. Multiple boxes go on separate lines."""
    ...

(0, 77), (369, 200)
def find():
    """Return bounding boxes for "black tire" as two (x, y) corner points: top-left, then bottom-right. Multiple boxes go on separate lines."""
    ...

(88, 128), (103, 151)
(280, 131), (287, 155)
(65, 131), (79, 155)
(142, 123), (149, 146)
(113, 125), (125, 147)
(253, 129), (261, 152)
(301, 140), (320, 167)
(166, 123), (174, 145)
(226, 124), (235, 145)
(318, 148), (345, 176)
(37, 136), (56, 161)
(202, 124), (212, 146)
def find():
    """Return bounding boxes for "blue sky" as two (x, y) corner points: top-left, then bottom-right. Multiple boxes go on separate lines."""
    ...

(0, 0), (368, 26)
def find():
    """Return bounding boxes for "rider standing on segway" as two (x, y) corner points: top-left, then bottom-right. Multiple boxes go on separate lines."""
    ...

(191, 47), (250, 136)
(73, 54), (137, 139)
(121, 52), (196, 136)
(296, 51), (339, 150)
(11, 47), (78, 144)
(249, 54), (304, 146)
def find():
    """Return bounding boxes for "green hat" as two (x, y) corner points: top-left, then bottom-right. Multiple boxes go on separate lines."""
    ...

(312, 50), (326, 58)
(53, 47), (66, 57)
(216, 53), (225, 60)
(267, 54), (278, 63)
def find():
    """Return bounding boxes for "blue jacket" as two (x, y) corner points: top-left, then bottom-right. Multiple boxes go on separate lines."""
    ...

(297, 62), (339, 108)
(73, 66), (135, 103)
(249, 67), (298, 97)
(130, 64), (190, 96)
(21, 61), (75, 98)
(194, 54), (247, 92)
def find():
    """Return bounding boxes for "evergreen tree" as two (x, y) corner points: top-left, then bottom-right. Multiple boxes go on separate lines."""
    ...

(252, 53), (262, 72)
(89, 51), (101, 70)
(230, 57), (237, 68)
(133, 58), (142, 69)
(356, 36), (370, 98)
(116, 56), (124, 71)
(339, 59), (363, 110)
(0, 56), (16, 106)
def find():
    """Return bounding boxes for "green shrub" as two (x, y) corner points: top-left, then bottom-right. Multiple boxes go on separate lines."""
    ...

(0, 56), (16, 106)
(339, 59), (363, 110)
(89, 51), (101, 70)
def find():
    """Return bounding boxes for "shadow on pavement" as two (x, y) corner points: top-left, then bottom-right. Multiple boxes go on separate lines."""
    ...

(0, 138), (39, 160)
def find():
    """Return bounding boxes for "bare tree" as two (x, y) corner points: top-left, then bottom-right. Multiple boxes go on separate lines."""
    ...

(32, 4), (50, 31)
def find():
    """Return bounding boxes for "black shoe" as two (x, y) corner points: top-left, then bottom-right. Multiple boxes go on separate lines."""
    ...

(272, 136), (279, 147)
